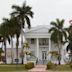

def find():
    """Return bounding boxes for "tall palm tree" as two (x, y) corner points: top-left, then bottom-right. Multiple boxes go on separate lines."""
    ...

(13, 17), (21, 64)
(49, 19), (67, 65)
(0, 19), (10, 64)
(65, 25), (72, 62)
(2, 18), (14, 64)
(8, 16), (21, 64)
(11, 2), (34, 64)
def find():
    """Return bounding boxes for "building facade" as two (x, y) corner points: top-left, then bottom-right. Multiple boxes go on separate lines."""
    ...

(6, 25), (66, 64)
(24, 25), (66, 64)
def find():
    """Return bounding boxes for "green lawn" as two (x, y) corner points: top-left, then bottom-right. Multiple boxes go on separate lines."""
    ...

(0, 64), (27, 72)
(47, 64), (72, 71)
(0, 64), (72, 72)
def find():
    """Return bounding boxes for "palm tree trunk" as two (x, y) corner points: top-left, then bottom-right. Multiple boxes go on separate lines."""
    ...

(21, 32), (24, 64)
(21, 23), (24, 64)
(4, 40), (6, 64)
(16, 36), (19, 64)
(11, 37), (13, 64)
(58, 41), (61, 65)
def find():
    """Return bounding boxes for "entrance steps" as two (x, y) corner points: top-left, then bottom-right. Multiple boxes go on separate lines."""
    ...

(28, 65), (46, 72)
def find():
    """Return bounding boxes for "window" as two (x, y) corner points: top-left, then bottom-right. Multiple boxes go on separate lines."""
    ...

(31, 38), (35, 44)
(39, 38), (49, 45)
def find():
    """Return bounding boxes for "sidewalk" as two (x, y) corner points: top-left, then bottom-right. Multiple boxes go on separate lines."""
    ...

(28, 65), (46, 72)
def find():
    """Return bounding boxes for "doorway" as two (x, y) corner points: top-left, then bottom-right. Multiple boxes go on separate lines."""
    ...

(42, 51), (47, 64)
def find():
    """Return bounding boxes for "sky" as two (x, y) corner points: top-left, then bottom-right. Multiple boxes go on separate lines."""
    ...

(0, 0), (72, 27)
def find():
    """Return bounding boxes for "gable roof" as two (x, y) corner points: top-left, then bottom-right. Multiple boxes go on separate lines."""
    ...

(25, 25), (51, 33)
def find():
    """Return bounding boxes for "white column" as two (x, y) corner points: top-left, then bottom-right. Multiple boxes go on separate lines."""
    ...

(48, 38), (51, 61)
(36, 38), (39, 60)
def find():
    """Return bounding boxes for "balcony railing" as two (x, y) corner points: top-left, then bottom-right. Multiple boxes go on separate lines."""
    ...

(39, 45), (49, 48)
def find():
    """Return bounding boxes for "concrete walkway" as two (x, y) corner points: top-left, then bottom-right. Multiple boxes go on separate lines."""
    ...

(28, 65), (46, 72)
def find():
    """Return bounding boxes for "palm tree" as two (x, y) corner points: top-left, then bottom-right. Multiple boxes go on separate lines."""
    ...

(66, 25), (72, 62)
(0, 18), (10, 64)
(9, 17), (15, 64)
(8, 16), (21, 64)
(13, 17), (21, 64)
(49, 19), (67, 65)
(2, 17), (14, 64)
(11, 2), (34, 64)
(0, 16), (21, 64)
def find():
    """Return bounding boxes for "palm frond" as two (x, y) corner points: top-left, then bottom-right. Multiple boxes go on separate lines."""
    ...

(61, 19), (64, 26)
(66, 42), (72, 52)
(62, 30), (67, 40)
(10, 11), (18, 16)
(27, 11), (34, 18)
(50, 21), (58, 27)
(56, 18), (60, 25)
(51, 32), (58, 43)
(12, 5), (21, 11)
(48, 27), (57, 33)
(25, 16), (31, 29)
(23, 1), (26, 9)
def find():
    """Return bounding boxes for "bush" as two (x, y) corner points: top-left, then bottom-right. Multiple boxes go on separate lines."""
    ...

(46, 61), (55, 69)
(25, 62), (34, 69)
(70, 64), (72, 68)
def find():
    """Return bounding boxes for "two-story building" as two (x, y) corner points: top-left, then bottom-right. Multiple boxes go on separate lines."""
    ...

(5, 25), (66, 64)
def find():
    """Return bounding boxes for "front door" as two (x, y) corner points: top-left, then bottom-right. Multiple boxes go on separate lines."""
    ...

(42, 51), (47, 60)
(42, 51), (47, 64)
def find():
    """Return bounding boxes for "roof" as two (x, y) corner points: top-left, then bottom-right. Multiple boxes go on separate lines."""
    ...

(24, 25), (51, 38)
(25, 25), (51, 33)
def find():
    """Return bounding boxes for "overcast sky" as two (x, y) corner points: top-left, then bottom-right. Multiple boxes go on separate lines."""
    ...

(0, 0), (72, 27)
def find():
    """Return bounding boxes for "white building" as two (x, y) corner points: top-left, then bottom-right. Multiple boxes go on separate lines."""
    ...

(5, 25), (67, 64)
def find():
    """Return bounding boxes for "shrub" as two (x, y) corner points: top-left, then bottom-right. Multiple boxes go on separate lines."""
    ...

(70, 63), (72, 68)
(46, 61), (55, 69)
(25, 62), (34, 69)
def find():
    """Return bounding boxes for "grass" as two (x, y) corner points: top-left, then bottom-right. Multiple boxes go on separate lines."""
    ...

(54, 65), (72, 71)
(0, 64), (72, 72)
(47, 64), (72, 71)
(0, 64), (27, 72)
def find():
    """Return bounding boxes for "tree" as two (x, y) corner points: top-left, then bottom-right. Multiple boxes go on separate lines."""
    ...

(49, 19), (67, 65)
(11, 2), (34, 64)
(66, 25), (72, 62)
(8, 16), (21, 64)
(2, 17), (14, 64)
(12, 17), (21, 64)
(0, 18), (10, 64)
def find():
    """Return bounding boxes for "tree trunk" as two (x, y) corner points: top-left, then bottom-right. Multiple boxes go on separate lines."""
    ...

(11, 37), (13, 64)
(16, 36), (19, 64)
(21, 23), (24, 64)
(58, 41), (61, 65)
(4, 40), (6, 64)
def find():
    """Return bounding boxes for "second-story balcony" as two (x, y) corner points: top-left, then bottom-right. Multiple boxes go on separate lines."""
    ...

(39, 38), (49, 48)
